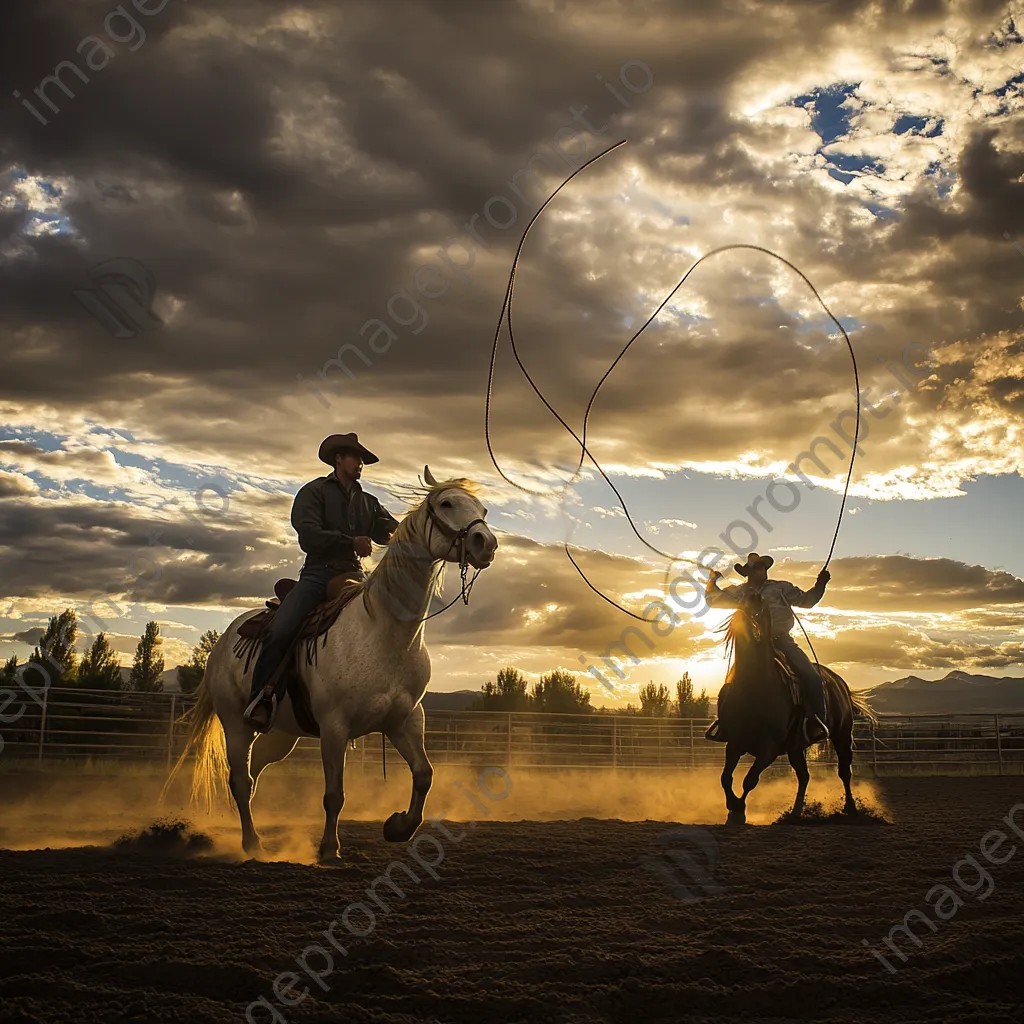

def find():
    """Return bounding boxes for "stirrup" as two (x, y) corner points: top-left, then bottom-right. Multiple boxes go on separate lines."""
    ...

(243, 691), (278, 733)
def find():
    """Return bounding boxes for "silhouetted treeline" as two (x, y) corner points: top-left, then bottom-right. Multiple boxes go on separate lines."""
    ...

(473, 667), (711, 717)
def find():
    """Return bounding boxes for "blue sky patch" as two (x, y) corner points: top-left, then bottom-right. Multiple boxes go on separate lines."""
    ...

(893, 114), (943, 137)
(792, 83), (859, 146)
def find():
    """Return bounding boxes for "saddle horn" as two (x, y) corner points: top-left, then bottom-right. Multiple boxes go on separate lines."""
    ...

(423, 465), (438, 487)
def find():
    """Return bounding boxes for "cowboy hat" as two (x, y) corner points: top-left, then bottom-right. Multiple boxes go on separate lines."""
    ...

(318, 432), (379, 466)
(735, 552), (774, 576)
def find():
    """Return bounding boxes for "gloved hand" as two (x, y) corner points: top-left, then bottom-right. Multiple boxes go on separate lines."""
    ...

(817, 568), (831, 586)
(354, 536), (373, 558)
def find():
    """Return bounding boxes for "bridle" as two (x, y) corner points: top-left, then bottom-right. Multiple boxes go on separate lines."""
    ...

(421, 496), (487, 616)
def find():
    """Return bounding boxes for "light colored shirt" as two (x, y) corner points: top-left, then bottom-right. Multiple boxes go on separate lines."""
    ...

(706, 578), (826, 637)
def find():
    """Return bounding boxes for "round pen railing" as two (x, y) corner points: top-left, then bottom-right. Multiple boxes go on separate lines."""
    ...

(2, 688), (1022, 776)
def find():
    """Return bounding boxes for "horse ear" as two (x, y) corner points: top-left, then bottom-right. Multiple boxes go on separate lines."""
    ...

(423, 465), (438, 487)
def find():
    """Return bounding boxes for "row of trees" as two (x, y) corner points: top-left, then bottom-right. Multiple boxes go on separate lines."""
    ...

(475, 667), (712, 717)
(0, 609), (219, 695)
(475, 667), (594, 714)
(2, 611), (711, 714)
(636, 676), (712, 718)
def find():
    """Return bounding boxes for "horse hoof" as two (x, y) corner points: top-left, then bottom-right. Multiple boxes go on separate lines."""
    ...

(383, 811), (417, 843)
(317, 851), (344, 866)
(726, 811), (746, 827)
(844, 801), (858, 816)
(243, 838), (265, 858)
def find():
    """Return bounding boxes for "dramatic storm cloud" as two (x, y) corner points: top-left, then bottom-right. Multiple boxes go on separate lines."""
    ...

(1, 0), (1021, 701)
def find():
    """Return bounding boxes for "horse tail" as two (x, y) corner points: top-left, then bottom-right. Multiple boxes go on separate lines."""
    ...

(849, 689), (878, 726)
(160, 673), (228, 813)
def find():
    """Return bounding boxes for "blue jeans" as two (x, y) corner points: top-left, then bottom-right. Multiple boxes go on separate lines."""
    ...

(773, 633), (826, 720)
(248, 563), (363, 700)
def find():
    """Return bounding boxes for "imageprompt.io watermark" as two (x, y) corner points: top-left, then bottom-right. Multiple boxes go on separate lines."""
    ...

(638, 826), (724, 904)
(294, 57), (656, 412)
(576, 339), (941, 694)
(72, 256), (163, 338)
(245, 766), (513, 1024)
(13, 0), (189, 127)
(862, 800), (1024, 974)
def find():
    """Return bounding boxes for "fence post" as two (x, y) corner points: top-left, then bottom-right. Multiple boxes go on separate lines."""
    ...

(995, 713), (1003, 776)
(507, 712), (513, 770)
(612, 716), (618, 769)
(870, 718), (878, 777)
(167, 694), (177, 767)
(689, 719), (695, 768)
(37, 685), (49, 763)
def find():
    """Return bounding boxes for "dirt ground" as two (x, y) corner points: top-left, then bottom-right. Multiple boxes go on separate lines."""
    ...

(1, 768), (1023, 1023)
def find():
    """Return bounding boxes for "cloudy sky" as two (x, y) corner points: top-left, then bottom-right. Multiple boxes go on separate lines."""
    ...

(1, 0), (1022, 703)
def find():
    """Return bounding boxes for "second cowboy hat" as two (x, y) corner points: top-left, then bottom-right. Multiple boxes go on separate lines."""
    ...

(318, 432), (379, 466)
(735, 552), (774, 576)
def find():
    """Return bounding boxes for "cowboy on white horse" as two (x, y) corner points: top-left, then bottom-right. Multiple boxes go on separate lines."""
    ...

(705, 552), (831, 745)
(243, 432), (400, 731)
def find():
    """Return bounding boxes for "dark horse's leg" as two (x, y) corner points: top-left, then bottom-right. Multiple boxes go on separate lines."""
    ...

(786, 745), (810, 817)
(819, 663), (860, 815)
(822, 667), (858, 815)
(832, 720), (857, 814)
(721, 741), (744, 823)
(732, 749), (776, 825)
(724, 746), (775, 825)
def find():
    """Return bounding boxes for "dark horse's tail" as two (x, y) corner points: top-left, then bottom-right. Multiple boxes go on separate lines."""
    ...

(848, 688), (877, 725)
(818, 664), (877, 750)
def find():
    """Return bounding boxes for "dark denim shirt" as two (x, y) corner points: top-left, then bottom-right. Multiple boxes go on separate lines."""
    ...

(290, 473), (399, 572)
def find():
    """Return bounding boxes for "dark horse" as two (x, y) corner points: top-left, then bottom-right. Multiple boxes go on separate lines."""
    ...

(717, 593), (876, 824)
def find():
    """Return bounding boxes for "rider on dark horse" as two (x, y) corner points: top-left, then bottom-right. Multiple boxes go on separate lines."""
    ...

(704, 552), (831, 745)
(243, 432), (400, 732)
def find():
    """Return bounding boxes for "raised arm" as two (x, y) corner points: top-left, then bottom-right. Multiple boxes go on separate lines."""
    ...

(784, 569), (831, 608)
(705, 570), (743, 608)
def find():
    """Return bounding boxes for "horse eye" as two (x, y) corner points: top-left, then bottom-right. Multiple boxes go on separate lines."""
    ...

(441, 500), (452, 509)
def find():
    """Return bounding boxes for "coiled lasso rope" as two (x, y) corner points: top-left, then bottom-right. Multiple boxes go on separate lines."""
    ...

(484, 139), (861, 623)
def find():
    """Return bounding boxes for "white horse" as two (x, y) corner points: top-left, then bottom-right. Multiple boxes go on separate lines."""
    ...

(164, 468), (497, 862)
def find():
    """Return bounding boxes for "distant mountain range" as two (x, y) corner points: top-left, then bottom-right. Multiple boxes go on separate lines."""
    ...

(860, 670), (1024, 715)
(421, 689), (481, 711)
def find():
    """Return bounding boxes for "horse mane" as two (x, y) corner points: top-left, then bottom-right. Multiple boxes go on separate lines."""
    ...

(361, 477), (481, 617)
(716, 606), (795, 685)
(388, 477), (482, 507)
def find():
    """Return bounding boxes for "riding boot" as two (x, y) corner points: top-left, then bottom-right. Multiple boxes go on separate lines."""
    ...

(802, 713), (829, 745)
(705, 719), (729, 743)
(243, 684), (278, 733)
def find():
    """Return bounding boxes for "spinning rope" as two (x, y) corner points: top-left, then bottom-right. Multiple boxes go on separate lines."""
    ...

(484, 139), (862, 625)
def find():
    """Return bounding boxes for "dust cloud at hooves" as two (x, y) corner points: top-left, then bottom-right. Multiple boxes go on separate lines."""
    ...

(1, 2), (1023, 1023)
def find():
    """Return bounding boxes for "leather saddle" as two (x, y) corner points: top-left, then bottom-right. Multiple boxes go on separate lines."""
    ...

(232, 573), (365, 736)
(266, 574), (353, 609)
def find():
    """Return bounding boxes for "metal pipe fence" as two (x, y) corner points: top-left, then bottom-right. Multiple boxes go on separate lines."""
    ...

(2, 688), (1023, 775)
